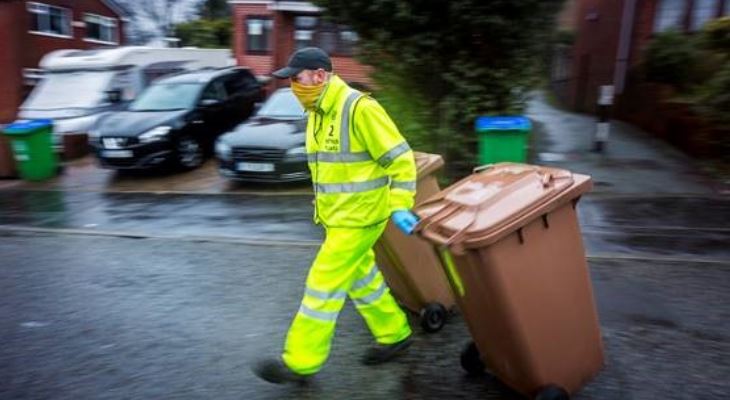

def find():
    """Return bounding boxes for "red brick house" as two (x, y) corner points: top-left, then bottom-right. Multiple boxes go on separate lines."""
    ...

(563, 0), (728, 113)
(229, 0), (371, 90)
(0, 0), (129, 124)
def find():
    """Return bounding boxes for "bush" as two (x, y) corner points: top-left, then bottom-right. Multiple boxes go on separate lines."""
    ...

(695, 62), (730, 129)
(700, 16), (730, 55)
(174, 19), (231, 48)
(644, 31), (697, 87)
(313, 0), (565, 179)
(554, 29), (575, 46)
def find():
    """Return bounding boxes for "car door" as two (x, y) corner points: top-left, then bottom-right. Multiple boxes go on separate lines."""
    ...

(223, 70), (261, 127)
(198, 78), (228, 139)
(220, 74), (244, 130)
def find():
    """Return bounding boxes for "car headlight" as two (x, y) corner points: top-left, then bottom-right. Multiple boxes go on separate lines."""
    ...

(286, 146), (306, 156)
(139, 126), (171, 143)
(215, 140), (232, 159)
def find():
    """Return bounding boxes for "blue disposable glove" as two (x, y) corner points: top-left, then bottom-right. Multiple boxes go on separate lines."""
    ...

(391, 210), (419, 235)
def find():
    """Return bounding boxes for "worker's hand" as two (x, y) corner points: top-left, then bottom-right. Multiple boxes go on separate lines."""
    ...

(391, 210), (419, 235)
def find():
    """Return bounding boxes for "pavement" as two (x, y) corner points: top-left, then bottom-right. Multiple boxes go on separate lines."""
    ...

(528, 92), (724, 195)
(0, 92), (728, 399)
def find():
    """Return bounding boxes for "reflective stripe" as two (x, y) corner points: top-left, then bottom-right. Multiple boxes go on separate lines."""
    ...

(352, 281), (387, 306)
(299, 304), (339, 322)
(307, 152), (372, 163)
(377, 142), (411, 168)
(340, 91), (361, 153)
(351, 265), (379, 291)
(391, 180), (417, 191)
(315, 176), (389, 194)
(305, 287), (347, 301)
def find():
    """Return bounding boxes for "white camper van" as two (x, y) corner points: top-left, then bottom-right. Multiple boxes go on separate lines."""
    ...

(18, 46), (233, 155)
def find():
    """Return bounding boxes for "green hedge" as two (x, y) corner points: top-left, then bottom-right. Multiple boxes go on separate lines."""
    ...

(644, 30), (697, 88)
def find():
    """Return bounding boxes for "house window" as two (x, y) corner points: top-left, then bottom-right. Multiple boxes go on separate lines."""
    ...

(654, 0), (686, 32)
(246, 17), (273, 53)
(85, 14), (118, 43)
(691, 0), (719, 30)
(338, 29), (359, 56)
(27, 2), (71, 37)
(294, 16), (317, 50)
(317, 22), (338, 54)
(292, 17), (359, 56)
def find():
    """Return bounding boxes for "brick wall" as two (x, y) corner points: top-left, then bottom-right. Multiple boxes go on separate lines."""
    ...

(331, 56), (373, 88)
(0, 1), (25, 123)
(272, 12), (294, 76)
(630, 0), (659, 68)
(568, 0), (626, 112)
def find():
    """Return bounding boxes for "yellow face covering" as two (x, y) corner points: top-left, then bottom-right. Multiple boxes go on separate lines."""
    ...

(291, 80), (326, 111)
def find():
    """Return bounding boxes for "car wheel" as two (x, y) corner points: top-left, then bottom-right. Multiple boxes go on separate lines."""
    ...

(176, 135), (204, 170)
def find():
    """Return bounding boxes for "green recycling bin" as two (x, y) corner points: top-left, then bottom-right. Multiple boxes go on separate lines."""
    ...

(475, 116), (531, 164)
(3, 119), (58, 181)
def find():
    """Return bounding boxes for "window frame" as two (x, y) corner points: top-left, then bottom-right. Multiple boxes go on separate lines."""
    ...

(83, 13), (119, 44)
(653, 0), (726, 34)
(690, 0), (722, 31)
(291, 16), (359, 57)
(27, 2), (72, 39)
(199, 78), (228, 104)
(245, 16), (273, 55)
(336, 27), (359, 57)
(294, 16), (318, 50)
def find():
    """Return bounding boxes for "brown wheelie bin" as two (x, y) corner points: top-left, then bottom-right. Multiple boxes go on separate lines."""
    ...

(374, 151), (456, 333)
(414, 163), (604, 399)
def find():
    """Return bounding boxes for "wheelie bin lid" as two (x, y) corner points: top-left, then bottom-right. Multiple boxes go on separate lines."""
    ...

(475, 116), (531, 132)
(3, 119), (53, 135)
(414, 152), (444, 181)
(414, 163), (592, 251)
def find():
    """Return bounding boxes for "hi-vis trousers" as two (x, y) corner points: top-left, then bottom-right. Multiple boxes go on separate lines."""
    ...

(282, 221), (412, 375)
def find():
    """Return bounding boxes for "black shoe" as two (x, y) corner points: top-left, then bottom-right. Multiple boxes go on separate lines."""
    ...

(361, 337), (413, 365)
(252, 358), (310, 385)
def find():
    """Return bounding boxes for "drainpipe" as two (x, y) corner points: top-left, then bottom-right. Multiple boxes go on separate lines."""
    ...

(613, 0), (638, 95)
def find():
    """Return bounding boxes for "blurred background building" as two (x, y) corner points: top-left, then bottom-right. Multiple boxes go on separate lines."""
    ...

(554, 0), (728, 112)
(0, 0), (129, 124)
(550, 0), (729, 160)
(229, 0), (371, 89)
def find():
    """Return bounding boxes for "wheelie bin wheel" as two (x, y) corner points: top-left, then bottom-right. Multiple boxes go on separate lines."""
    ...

(534, 385), (570, 400)
(460, 341), (486, 375)
(420, 302), (447, 333)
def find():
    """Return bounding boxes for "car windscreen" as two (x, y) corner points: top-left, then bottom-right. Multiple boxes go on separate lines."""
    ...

(21, 70), (116, 110)
(128, 83), (203, 112)
(257, 90), (305, 118)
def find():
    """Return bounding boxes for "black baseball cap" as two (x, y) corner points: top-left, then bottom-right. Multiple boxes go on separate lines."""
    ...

(272, 47), (332, 79)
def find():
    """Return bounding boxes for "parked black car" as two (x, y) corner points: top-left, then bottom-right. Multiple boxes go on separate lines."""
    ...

(90, 67), (263, 170)
(216, 88), (310, 182)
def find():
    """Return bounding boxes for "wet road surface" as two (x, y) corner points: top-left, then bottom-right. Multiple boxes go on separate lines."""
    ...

(1, 232), (728, 399)
(1, 190), (727, 262)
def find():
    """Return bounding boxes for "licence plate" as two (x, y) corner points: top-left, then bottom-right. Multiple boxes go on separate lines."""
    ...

(103, 150), (133, 158)
(237, 162), (274, 172)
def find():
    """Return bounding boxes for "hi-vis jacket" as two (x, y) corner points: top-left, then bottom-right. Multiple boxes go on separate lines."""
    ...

(306, 75), (417, 228)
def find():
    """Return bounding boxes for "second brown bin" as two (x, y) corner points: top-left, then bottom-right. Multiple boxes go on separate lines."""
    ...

(374, 152), (456, 332)
(415, 163), (604, 399)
